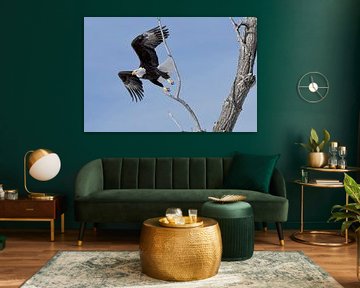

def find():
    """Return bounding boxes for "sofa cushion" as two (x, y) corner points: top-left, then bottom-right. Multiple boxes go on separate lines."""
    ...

(75, 189), (288, 222)
(224, 153), (280, 193)
(78, 188), (285, 202)
(102, 157), (229, 189)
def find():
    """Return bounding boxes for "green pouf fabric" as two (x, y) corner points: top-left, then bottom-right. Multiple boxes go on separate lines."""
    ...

(0, 235), (6, 250)
(201, 201), (254, 261)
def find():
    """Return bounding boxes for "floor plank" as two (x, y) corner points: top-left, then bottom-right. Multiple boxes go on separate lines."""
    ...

(0, 228), (358, 287)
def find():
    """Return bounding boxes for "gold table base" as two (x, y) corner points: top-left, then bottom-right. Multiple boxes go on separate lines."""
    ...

(140, 217), (222, 281)
(293, 175), (357, 247)
(291, 230), (355, 247)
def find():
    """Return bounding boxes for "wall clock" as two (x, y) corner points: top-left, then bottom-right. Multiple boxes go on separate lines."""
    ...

(297, 72), (329, 103)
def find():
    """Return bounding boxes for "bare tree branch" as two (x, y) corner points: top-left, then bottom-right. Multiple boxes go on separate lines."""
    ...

(157, 17), (203, 132)
(168, 112), (183, 131)
(230, 17), (244, 44)
(213, 17), (257, 132)
(157, 17), (181, 99)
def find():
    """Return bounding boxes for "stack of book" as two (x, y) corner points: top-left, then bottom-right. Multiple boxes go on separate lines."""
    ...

(313, 179), (341, 185)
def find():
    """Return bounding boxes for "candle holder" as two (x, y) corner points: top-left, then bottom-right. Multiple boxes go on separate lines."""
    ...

(0, 184), (4, 200)
(328, 142), (338, 169)
(337, 146), (347, 169)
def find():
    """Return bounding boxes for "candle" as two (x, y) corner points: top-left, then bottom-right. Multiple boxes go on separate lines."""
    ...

(330, 142), (338, 148)
(337, 146), (347, 169)
(339, 146), (346, 153)
(338, 146), (346, 158)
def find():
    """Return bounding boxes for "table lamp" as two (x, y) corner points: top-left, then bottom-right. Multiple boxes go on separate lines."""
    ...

(24, 148), (61, 200)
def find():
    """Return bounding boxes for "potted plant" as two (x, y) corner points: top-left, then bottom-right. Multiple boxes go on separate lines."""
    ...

(297, 128), (330, 167)
(329, 173), (360, 279)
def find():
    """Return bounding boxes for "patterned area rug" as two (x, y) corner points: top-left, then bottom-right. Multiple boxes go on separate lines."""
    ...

(21, 251), (342, 288)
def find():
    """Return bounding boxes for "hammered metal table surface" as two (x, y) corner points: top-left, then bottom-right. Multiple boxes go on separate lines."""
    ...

(139, 217), (222, 281)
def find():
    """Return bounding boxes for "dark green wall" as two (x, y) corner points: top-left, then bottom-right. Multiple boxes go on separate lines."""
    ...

(1, 0), (360, 230)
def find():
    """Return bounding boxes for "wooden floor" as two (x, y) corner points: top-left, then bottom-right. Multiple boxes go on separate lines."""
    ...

(0, 228), (358, 288)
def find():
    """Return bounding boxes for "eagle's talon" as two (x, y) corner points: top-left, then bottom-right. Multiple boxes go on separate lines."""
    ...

(163, 87), (171, 96)
(167, 79), (174, 85)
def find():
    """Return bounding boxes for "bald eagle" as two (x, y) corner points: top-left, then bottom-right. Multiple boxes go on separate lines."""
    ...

(118, 26), (174, 102)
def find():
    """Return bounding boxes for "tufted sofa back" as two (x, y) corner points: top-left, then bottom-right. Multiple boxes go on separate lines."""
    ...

(102, 158), (233, 190)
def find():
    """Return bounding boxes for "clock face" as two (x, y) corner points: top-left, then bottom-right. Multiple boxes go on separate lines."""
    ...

(297, 72), (329, 103)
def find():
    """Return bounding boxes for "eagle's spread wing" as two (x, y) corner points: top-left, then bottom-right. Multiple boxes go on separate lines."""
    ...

(131, 26), (169, 68)
(118, 71), (144, 102)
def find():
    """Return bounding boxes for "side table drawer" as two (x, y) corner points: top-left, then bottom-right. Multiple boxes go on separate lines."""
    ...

(0, 201), (55, 218)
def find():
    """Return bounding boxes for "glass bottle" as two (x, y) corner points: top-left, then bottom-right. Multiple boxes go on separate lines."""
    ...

(337, 146), (347, 169)
(328, 142), (338, 169)
(165, 208), (183, 224)
(0, 184), (4, 200)
(301, 169), (309, 183)
(5, 189), (18, 200)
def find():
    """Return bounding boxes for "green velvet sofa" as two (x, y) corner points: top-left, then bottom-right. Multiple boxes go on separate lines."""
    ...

(75, 157), (288, 245)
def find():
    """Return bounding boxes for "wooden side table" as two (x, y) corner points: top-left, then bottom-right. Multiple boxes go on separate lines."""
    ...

(0, 195), (65, 241)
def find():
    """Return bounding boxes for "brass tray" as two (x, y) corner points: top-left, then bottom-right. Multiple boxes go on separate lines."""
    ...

(159, 216), (204, 228)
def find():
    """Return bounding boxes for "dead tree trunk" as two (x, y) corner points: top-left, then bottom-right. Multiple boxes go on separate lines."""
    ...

(213, 17), (257, 132)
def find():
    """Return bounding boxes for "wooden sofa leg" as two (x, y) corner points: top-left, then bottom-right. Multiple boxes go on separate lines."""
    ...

(275, 222), (284, 246)
(262, 222), (268, 232)
(77, 222), (86, 246)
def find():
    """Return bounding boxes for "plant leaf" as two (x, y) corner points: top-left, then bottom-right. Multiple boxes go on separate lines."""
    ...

(344, 173), (360, 204)
(329, 211), (357, 221)
(318, 140), (325, 152)
(308, 138), (317, 152)
(342, 205), (360, 215)
(323, 129), (330, 143)
(331, 203), (360, 214)
(330, 174), (360, 232)
(341, 220), (357, 233)
(296, 142), (312, 152)
(310, 128), (319, 144)
(331, 204), (347, 210)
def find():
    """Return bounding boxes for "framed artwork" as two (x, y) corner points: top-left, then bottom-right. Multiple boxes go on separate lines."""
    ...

(84, 17), (257, 132)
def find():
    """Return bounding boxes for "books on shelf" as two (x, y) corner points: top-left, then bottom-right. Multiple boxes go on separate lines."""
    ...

(313, 179), (342, 185)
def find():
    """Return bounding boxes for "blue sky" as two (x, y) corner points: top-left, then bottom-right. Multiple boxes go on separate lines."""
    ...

(84, 17), (257, 132)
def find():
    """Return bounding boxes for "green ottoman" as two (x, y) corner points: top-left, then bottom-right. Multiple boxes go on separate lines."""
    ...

(201, 201), (254, 261)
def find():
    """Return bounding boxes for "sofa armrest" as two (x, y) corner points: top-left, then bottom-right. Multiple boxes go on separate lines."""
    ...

(269, 168), (287, 198)
(75, 159), (104, 199)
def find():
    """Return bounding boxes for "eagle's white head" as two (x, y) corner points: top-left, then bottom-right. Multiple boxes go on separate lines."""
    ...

(132, 67), (146, 78)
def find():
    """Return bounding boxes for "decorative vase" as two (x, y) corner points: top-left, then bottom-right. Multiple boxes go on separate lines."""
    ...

(307, 152), (328, 168)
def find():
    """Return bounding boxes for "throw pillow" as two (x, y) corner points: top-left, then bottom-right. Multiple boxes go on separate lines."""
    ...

(224, 153), (280, 193)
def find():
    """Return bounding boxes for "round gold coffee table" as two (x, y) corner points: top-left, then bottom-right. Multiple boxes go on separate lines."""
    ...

(139, 217), (222, 281)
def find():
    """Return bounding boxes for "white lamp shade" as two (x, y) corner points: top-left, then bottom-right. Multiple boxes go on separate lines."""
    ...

(29, 153), (61, 181)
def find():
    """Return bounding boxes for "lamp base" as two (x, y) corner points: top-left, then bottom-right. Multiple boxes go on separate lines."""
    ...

(28, 192), (57, 200)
